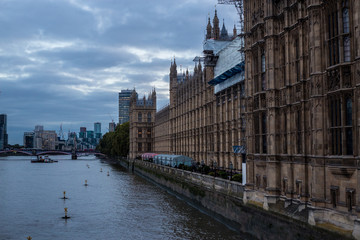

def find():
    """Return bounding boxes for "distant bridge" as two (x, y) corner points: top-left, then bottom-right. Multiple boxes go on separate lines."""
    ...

(0, 149), (106, 157)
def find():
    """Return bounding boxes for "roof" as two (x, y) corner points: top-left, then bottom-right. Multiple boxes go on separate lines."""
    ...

(203, 39), (231, 55)
(208, 61), (245, 86)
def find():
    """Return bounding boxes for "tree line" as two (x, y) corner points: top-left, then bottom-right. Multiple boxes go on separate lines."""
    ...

(97, 122), (129, 157)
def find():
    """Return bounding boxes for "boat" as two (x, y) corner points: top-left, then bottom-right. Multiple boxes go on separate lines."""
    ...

(31, 155), (58, 163)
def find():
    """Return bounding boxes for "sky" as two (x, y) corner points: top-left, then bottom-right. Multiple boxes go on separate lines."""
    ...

(0, 0), (238, 145)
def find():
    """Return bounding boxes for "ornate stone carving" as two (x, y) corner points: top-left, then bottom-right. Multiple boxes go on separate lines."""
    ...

(327, 69), (340, 91)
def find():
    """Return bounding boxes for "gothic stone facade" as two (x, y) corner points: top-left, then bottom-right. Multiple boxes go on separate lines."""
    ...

(164, 11), (245, 170)
(129, 90), (156, 159)
(244, 0), (360, 225)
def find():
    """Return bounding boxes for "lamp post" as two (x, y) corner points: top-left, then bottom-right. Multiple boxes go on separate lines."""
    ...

(229, 162), (233, 181)
(213, 161), (217, 178)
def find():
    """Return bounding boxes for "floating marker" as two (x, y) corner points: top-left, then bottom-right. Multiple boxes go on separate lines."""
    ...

(62, 191), (68, 200)
(27, 237), (32, 240)
(62, 207), (71, 219)
(84, 180), (88, 186)
(100, 168), (102, 172)
(107, 171), (110, 176)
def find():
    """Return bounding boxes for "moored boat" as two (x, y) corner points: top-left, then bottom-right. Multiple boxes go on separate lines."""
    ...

(31, 155), (58, 163)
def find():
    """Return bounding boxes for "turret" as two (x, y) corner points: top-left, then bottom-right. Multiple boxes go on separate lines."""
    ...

(212, 9), (220, 40)
(206, 15), (212, 39)
(220, 19), (229, 40)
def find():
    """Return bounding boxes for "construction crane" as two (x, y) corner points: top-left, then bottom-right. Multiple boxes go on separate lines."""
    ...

(218, 0), (244, 33)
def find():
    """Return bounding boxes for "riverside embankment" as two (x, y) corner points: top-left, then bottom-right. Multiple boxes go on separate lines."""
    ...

(108, 157), (352, 240)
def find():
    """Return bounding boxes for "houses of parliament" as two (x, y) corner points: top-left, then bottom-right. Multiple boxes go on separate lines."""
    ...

(128, 0), (360, 234)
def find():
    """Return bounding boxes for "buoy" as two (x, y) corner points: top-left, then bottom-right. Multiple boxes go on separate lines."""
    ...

(100, 168), (102, 172)
(84, 180), (88, 186)
(107, 171), (110, 176)
(62, 191), (68, 199)
(27, 237), (32, 240)
(62, 207), (71, 219)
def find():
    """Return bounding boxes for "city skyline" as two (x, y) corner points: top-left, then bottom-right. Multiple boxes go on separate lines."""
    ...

(0, 0), (238, 144)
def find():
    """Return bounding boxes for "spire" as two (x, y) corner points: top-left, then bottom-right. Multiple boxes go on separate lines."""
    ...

(206, 14), (212, 39)
(233, 24), (237, 38)
(220, 19), (228, 40)
(212, 8), (220, 40)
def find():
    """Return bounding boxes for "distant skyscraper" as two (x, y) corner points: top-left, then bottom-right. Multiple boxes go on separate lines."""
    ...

(109, 122), (116, 132)
(94, 122), (101, 139)
(119, 89), (133, 124)
(79, 127), (87, 139)
(0, 114), (8, 150)
(23, 132), (34, 148)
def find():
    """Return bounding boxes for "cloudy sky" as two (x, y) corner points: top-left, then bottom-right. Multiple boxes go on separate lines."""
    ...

(0, 0), (238, 144)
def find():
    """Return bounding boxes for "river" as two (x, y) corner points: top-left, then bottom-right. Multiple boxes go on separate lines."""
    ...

(0, 155), (243, 240)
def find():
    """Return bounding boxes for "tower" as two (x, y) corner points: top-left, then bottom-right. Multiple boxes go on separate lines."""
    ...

(212, 9), (220, 40)
(206, 16), (212, 39)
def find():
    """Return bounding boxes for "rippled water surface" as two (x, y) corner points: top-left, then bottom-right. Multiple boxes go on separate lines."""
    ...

(0, 155), (243, 240)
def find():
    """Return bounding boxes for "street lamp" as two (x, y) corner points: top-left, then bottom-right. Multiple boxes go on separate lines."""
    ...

(213, 161), (217, 178)
(229, 162), (233, 181)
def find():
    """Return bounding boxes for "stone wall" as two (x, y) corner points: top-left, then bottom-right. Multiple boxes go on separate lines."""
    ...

(130, 159), (351, 240)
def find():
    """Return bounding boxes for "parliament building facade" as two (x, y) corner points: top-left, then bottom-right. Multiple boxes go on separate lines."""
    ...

(128, 1), (360, 235)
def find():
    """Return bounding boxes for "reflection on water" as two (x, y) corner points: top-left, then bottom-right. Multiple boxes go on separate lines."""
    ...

(0, 155), (242, 240)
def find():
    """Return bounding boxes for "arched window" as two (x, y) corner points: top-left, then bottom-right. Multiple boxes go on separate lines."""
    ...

(147, 112), (151, 123)
(261, 50), (266, 91)
(138, 113), (142, 122)
(342, 0), (350, 34)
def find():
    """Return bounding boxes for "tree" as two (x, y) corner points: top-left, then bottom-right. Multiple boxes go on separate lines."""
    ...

(97, 122), (129, 157)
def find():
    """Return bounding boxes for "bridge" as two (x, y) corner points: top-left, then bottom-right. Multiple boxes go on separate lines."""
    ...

(0, 149), (106, 157)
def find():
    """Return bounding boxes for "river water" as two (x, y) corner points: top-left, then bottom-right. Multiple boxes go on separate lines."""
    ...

(0, 155), (243, 240)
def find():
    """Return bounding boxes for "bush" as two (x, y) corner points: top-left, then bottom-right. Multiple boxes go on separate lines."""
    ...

(218, 171), (228, 179)
(208, 172), (215, 177)
(231, 174), (242, 183)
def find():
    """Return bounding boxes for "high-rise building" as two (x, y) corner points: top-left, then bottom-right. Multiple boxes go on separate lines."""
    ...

(79, 127), (86, 139)
(119, 89), (134, 124)
(109, 122), (116, 132)
(94, 122), (101, 139)
(23, 132), (34, 148)
(0, 114), (8, 150)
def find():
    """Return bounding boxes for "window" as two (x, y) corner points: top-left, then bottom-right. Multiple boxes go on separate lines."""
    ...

(346, 188), (355, 211)
(328, 9), (339, 66)
(296, 180), (302, 197)
(263, 175), (267, 189)
(256, 174), (261, 188)
(254, 112), (267, 154)
(342, 0), (350, 34)
(147, 112), (152, 123)
(233, 86), (238, 99)
(138, 113), (142, 122)
(295, 39), (300, 82)
(138, 143), (142, 152)
(240, 82), (245, 98)
(296, 110), (302, 154)
(262, 112), (267, 154)
(329, 95), (353, 155)
(283, 178), (288, 194)
(328, 0), (351, 65)
(138, 128), (142, 138)
(261, 51), (266, 91)
(283, 111), (287, 154)
(147, 128), (151, 138)
(330, 186), (339, 208)
(147, 143), (151, 152)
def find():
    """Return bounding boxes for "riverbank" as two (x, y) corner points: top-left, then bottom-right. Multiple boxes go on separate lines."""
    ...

(106, 157), (352, 240)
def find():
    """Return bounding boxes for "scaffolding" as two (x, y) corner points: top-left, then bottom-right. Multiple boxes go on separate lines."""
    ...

(218, 0), (244, 33)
